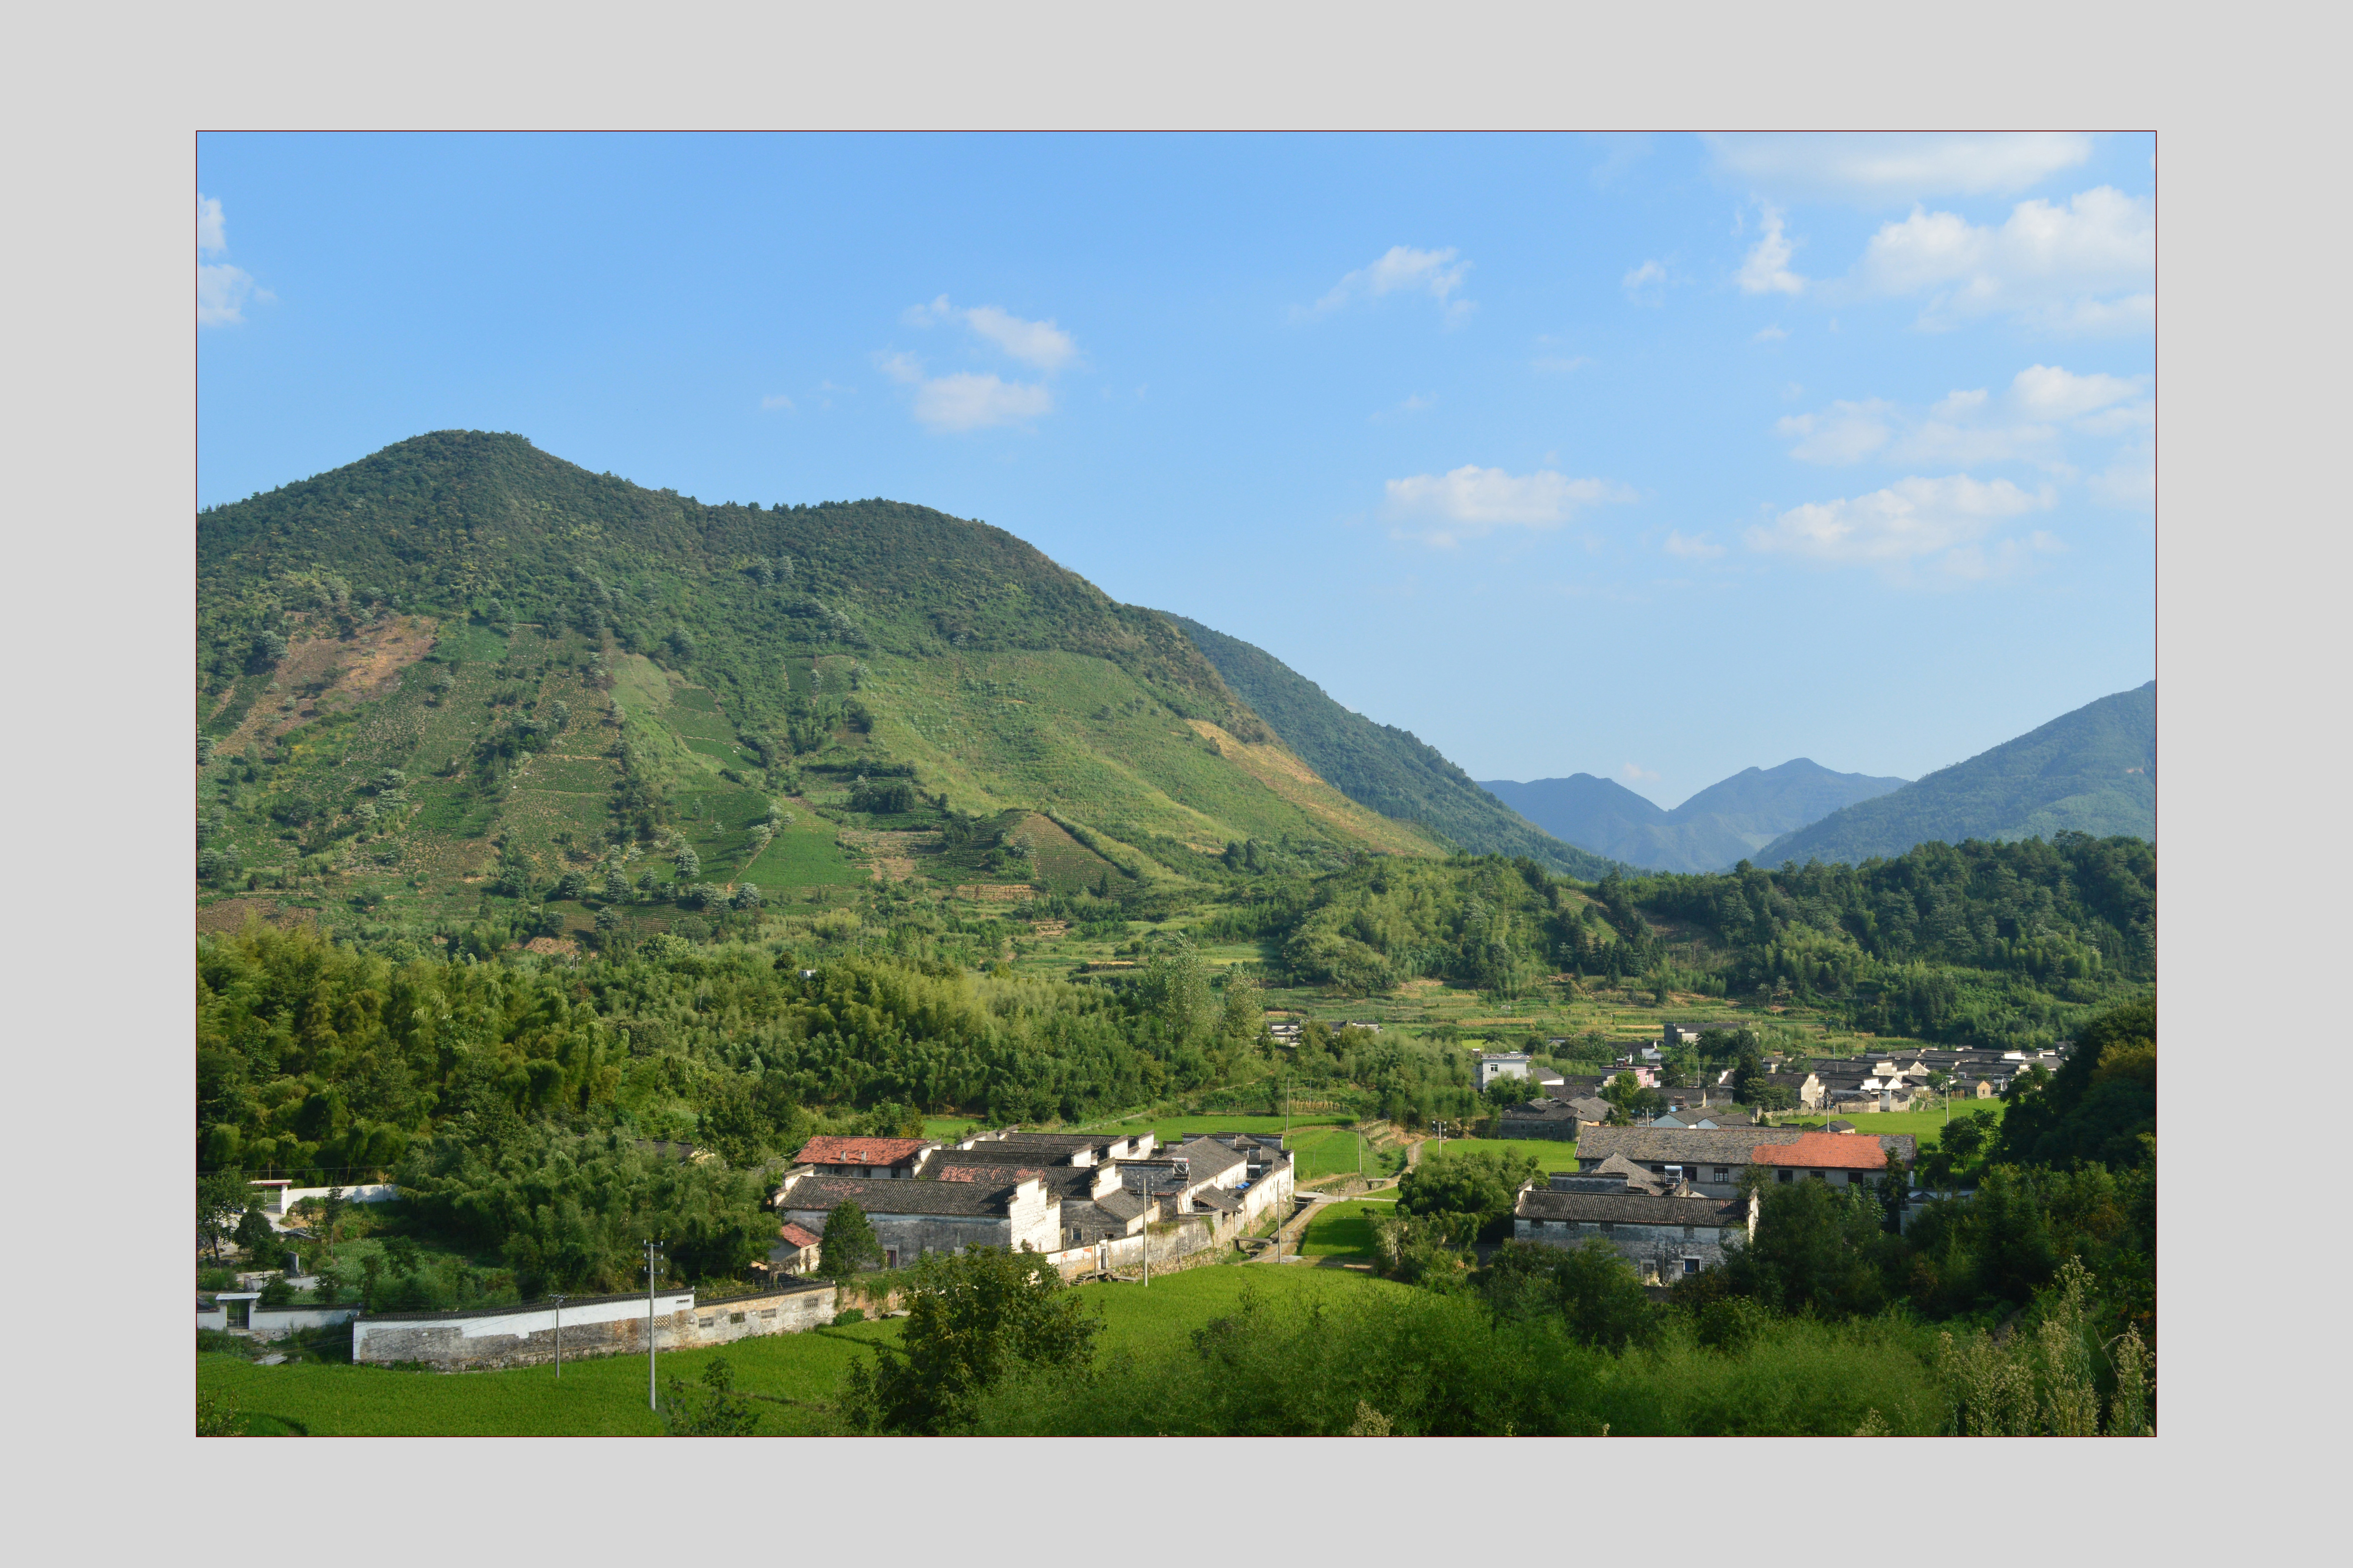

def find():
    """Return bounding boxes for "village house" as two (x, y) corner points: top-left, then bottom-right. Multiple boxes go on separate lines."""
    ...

(1751, 1130), (1909, 1188)
(1572, 1125), (1821, 1196)
(793, 1135), (941, 1179)
(765, 1221), (824, 1277)
(773, 1171), (1063, 1266)
(1476, 1052), (1533, 1090)
(1513, 1169), (1758, 1282)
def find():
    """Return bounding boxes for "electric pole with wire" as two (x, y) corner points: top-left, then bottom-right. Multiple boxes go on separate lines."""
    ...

(551, 1293), (567, 1379)
(643, 1239), (666, 1411)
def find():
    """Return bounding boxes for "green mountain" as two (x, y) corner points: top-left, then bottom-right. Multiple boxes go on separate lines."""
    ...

(1166, 615), (1622, 880)
(1480, 759), (1909, 874)
(195, 431), (1448, 926)
(1756, 682), (2156, 866)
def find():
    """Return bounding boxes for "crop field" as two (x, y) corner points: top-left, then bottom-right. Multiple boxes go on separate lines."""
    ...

(739, 822), (865, 888)
(1298, 1198), (1400, 1259)
(1091, 1112), (1349, 1146)
(195, 1265), (1398, 1436)
(1427, 1137), (1583, 1173)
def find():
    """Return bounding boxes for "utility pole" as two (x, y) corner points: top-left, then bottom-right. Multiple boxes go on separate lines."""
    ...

(643, 1239), (665, 1411)
(551, 1294), (567, 1379)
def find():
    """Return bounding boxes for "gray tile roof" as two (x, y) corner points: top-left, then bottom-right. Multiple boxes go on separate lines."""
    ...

(1094, 1188), (1149, 1223)
(777, 1174), (1030, 1218)
(1574, 1126), (1809, 1166)
(1516, 1189), (1748, 1227)
(1172, 1137), (1247, 1182)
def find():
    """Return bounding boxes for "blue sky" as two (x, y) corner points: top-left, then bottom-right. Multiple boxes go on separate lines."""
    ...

(197, 131), (2154, 807)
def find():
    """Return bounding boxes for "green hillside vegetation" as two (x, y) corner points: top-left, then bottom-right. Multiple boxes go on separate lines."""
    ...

(1171, 615), (1620, 879)
(196, 431), (1444, 944)
(1758, 683), (2155, 867)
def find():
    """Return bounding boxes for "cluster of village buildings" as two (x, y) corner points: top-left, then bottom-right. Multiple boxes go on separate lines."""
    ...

(1465, 1020), (2068, 1283)
(766, 1126), (1295, 1276)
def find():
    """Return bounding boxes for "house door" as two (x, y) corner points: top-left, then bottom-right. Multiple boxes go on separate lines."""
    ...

(884, 1248), (899, 1269)
(227, 1299), (250, 1330)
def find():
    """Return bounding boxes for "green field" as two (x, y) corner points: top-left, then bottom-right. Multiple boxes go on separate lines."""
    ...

(1776, 1105), (1995, 1150)
(1093, 1113), (1349, 1147)
(197, 1265), (1400, 1436)
(738, 822), (864, 888)
(1297, 1198), (1400, 1259)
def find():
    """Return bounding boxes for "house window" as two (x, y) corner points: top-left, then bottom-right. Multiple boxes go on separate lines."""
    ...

(1712, 1168), (1728, 1183)
(1811, 1170), (1826, 1180)
(884, 1248), (900, 1268)
(1683, 1225), (1696, 1238)
(1681, 1258), (1700, 1276)
(1598, 1222), (1615, 1235)
(1778, 1169), (1794, 1184)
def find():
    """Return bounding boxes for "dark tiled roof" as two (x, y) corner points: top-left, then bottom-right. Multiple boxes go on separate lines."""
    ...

(1502, 1099), (1581, 1123)
(1094, 1188), (1149, 1223)
(1516, 1189), (1747, 1226)
(1172, 1137), (1247, 1182)
(796, 1136), (934, 1167)
(1574, 1126), (1808, 1165)
(778, 1174), (1029, 1217)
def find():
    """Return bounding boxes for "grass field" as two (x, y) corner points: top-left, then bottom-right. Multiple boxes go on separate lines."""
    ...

(1297, 1198), (1401, 1259)
(1092, 1113), (1349, 1146)
(1776, 1105), (1997, 1150)
(196, 1265), (1399, 1436)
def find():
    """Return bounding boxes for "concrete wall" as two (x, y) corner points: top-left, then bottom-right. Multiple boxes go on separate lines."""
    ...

(254, 1183), (399, 1216)
(1234, 1157), (1295, 1227)
(352, 1283), (837, 1372)
(1514, 1216), (1745, 1281)
(1049, 1213), (1226, 1281)
(250, 1304), (361, 1340)
(778, 1206), (1014, 1270)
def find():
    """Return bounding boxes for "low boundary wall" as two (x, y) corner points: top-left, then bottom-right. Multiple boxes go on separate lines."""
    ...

(351, 1281), (836, 1372)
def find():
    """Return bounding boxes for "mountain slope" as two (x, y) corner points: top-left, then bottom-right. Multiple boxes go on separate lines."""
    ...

(1166, 615), (1622, 880)
(1480, 759), (1907, 873)
(1756, 682), (2156, 866)
(194, 432), (1446, 923)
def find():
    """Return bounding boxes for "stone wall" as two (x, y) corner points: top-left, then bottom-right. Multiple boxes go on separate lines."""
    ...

(351, 1282), (836, 1372)
(1514, 1216), (1744, 1282)
(778, 1205), (1014, 1269)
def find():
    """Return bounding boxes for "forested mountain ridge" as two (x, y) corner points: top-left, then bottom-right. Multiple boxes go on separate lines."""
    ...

(1168, 614), (1623, 880)
(195, 431), (1446, 929)
(1757, 683), (2155, 867)
(1479, 759), (1908, 874)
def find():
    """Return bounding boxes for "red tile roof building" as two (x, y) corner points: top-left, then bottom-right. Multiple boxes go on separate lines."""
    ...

(793, 1136), (937, 1174)
(1750, 1132), (1900, 1173)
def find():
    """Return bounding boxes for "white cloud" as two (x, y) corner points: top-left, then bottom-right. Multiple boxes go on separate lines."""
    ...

(1309, 245), (1473, 321)
(195, 193), (269, 327)
(1623, 259), (1666, 303)
(1664, 530), (1725, 560)
(1777, 400), (1894, 465)
(1931, 388), (1988, 420)
(198, 264), (262, 326)
(1707, 133), (2093, 204)
(1746, 474), (2055, 571)
(898, 295), (1080, 371)
(1855, 186), (2153, 332)
(911, 372), (1052, 432)
(875, 350), (924, 384)
(760, 394), (796, 412)
(1753, 325), (1789, 343)
(962, 304), (1078, 372)
(2009, 363), (2147, 419)
(1589, 133), (1652, 189)
(1384, 465), (1634, 546)
(1621, 762), (1661, 785)
(1737, 205), (1806, 295)
(2073, 399), (2154, 438)
(1371, 393), (1437, 422)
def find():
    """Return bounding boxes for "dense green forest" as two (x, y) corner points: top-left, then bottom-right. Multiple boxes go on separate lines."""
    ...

(1168, 614), (1620, 878)
(1758, 681), (2155, 866)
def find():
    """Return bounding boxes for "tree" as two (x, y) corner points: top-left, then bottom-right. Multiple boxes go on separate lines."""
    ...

(839, 1246), (1103, 1434)
(198, 1168), (249, 1261)
(234, 1205), (278, 1263)
(819, 1201), (882, 1278)
(674, 846), (701, 881)
(662, 1355), (761, 1435)
(1547, 1239), (1660, 1351)
(1396, 1148), (1538, 1244)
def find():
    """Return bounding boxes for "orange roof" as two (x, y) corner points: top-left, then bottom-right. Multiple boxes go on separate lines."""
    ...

(1751, 1133), (1896, 1171)
(777, 1222), (823, 1249)
(796, 1136), (932, 1166)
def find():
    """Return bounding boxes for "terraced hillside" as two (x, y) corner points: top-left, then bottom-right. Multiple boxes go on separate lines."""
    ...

(195, 431), (1444, 932)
